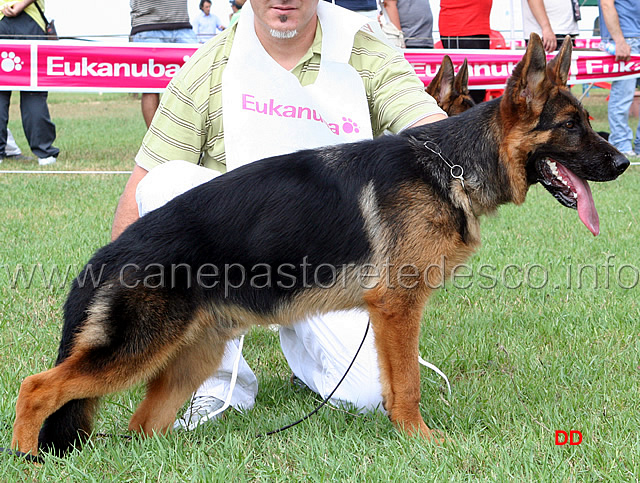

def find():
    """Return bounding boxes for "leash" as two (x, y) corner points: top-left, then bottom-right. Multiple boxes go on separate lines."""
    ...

(256, 320), (371, 437)
(258, 321), (452, 436)
(0, 447), (44, 464)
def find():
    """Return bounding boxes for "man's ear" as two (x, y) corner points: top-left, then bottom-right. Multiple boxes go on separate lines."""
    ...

(546, 35), (572, 87)
(426, 55), (455, 104)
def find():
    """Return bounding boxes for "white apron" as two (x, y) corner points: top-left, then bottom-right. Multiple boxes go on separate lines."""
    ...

(222, 0), (374, 170)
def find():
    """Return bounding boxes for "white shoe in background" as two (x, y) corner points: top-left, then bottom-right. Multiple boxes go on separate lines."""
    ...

(38, 156), (57, 166)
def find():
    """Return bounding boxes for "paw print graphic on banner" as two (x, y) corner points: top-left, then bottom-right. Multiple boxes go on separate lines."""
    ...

(1, 51), (24, 73)
(341, 117), (360, 135)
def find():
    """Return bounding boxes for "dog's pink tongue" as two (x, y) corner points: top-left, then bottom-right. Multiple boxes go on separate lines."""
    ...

(556, 163), (600, 236)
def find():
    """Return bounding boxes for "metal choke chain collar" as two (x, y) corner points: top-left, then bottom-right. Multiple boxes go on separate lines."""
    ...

(423, 140), (466, 188)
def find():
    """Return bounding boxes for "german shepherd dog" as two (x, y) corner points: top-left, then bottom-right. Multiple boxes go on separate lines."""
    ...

(427, 55), (475, 115)
(10, 34), (629, 458)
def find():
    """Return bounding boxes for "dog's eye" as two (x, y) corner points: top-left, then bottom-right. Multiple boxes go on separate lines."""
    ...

(564, 121), (575, 129)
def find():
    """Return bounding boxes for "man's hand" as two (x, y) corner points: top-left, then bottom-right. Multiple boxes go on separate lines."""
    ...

(527, 0), (557, 52)
(614, 39), (631, 62)
(540, 27), (557, 53)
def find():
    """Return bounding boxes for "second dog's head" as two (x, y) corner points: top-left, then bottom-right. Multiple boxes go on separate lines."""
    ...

(426, 56), (475, 116)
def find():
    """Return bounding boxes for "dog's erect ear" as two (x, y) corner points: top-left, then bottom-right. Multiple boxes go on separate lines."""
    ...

(546, 35), (572, 86)
(427, 55), (455, 104)
(454, 58), (470, 95)
(505, 33), (549, 106)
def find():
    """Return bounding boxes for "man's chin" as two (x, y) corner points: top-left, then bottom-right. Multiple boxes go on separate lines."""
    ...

(269, 28), (298, 39)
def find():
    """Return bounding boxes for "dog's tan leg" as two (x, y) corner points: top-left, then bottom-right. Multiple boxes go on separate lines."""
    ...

(11, 352), (124, 456)
(12, 370), (60, 455)
(365, 288), (437, 440)
(128, 329), (227, 435)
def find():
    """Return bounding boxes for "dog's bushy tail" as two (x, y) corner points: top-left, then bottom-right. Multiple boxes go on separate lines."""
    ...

(37, 272), (102, 456)
(38, 398), (100, 456)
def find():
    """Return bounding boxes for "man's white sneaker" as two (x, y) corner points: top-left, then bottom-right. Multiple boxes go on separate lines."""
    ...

(173, 396), (227, 431)
(38, 156), (57, 166)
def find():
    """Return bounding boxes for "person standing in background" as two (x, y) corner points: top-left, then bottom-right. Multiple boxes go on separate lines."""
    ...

(0, 128), (33, 163)
(194, 0), (225, 43)
(599, 0), (640, 158)
(439, 0), (493, 103)
(228, 0), (245, 28)
(382, 0), (434, 48)
(129, 0), (197, 128)
(0, 0), (59, 165)
(522, 0), (579, 53)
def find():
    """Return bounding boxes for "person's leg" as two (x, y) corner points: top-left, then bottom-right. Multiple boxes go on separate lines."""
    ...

(6, 128), (22, 156)
(0, 91), (11, 157)
(141, 93), (160, 128)
(135, 160), (221, 215)
(172, 27), (198, 44)
(280, 309), (385, 412)
(19, 91), (59, 161)
(607, 77), (636, 153)
(629, 39), (640, 155)
(131, 30), (178, 128)
(635, 111), (640, 156)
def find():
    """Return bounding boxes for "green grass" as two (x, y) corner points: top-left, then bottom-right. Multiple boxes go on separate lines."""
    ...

(1, 92), (639, 481)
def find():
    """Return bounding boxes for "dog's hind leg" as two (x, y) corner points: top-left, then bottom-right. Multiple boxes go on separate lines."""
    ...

(12, 349), (137, 457)
(128, 326), (227, 435)
(13, 316), (219, 456)
(364, 287), (437, 440)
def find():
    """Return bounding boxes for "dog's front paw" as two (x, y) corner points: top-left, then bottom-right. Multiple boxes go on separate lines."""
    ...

(394, 418), (447, 443)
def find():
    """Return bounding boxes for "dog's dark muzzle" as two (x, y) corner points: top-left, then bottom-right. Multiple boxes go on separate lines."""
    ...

(593, 150), (631, 182)
(612, 152), (630, 177)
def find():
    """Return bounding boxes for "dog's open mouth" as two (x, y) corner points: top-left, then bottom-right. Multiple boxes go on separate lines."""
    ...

(538, 158), (600, 236)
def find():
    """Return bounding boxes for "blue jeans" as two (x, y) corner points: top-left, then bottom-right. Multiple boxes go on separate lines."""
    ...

(131, 28), (197, 44)
(607, 37), (640, 154)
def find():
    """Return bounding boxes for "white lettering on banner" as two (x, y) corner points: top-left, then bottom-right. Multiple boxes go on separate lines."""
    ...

(620, 61), (637, 73)
(3, 42), (639, 92)
(46, 56), (184, 78)
(241, 93), (362, 136)
(411, 63), (440, 77)
(585, 59), (640, 75)
(469, 62), (519, 79)
(586, 59), (603, 75)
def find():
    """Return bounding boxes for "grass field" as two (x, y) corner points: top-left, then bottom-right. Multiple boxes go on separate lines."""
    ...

(0, 89), (639, 481)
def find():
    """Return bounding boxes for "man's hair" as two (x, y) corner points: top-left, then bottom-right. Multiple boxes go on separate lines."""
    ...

(200, 0), (212, 10)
